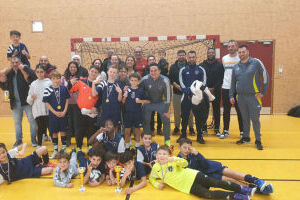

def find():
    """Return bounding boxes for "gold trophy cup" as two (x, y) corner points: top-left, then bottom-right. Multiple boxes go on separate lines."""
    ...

(114, 165), (123, 193)
(78, 167), (86, 192)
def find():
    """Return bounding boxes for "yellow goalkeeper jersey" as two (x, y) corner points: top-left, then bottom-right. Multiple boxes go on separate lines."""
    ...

(149, 157), (198, 194)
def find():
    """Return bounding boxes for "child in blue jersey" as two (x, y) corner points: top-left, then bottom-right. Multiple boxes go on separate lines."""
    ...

(43, 71), (70, 159)
(7, 30), (31, 67)
(177, 138), (273, 194)
(77, 148), (106, 187)
(119, 150), (147, 195)
(137, 132), (159, 175)
(103, 151), (123, 186)
(92, 66), (123, 127)
(88, 120), (125, 154)
(122, 73), (150, 150)
(53, 149), (78, 188)
(0, 143), (53, 183)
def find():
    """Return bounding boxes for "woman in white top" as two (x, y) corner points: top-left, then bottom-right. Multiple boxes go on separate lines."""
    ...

(27, 65), (52, 147)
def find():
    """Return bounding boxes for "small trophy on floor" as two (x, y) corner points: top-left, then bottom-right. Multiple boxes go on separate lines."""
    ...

(114, 165), (123, 193)
(78, 167), (86, 192)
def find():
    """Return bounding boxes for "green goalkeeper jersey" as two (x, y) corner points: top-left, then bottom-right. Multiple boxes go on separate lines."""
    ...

(149, 157), (198, 194)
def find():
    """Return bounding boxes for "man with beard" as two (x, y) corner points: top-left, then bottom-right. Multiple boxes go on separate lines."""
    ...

(177, 51), (209, 144)
(37, 56), (57, 78)
(200, 48), (224, 137)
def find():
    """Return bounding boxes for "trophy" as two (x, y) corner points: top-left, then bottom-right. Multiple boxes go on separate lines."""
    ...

(78, 167), (86, 192)
(114, 165), (123, 193)
(4, 91), (9, 102)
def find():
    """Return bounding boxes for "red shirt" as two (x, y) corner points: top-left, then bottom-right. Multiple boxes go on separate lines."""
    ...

(69, 80), (98, 109)
(135, 58), (147, 76)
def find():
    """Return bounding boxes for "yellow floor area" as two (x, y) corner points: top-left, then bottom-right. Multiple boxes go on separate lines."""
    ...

(0, 115), (300, 200)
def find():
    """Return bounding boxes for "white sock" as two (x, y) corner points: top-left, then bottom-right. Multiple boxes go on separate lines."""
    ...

(126, 143), (131, 149)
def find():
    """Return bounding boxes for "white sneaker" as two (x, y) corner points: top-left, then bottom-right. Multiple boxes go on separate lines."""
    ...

(219, 131), (229, 139)
(240, 132), (244, 138)
(49, 150), (58, 159)
(42, 134), (47, 142)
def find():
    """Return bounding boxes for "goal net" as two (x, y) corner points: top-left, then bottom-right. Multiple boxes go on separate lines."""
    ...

(71, 35), (220, 68)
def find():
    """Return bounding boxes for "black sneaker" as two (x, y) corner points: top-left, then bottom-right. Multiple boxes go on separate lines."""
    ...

(172, 127), (180, 135)
(176, 135), (187, 143)
(189, 128), (196, 136)
(197, 135), (205, 144)
(255, 140), (264, 150)
(236, 137), (251, 145)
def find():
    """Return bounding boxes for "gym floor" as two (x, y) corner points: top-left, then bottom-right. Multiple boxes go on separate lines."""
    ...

(0, 115), (299, 200)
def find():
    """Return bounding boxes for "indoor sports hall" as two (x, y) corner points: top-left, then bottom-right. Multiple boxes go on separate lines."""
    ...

(0, 0), (299, 200)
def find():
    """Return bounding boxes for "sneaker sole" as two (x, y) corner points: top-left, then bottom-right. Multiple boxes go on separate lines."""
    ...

(237, 141), (251, 145)
(250, 187), (257, 196)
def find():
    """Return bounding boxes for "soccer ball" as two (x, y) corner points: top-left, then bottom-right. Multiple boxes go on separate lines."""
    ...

(0, 174), (4, 185)
(89, 169), (101, 182)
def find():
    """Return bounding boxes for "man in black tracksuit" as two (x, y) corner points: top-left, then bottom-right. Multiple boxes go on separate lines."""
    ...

(169, 50), (195, 135)
(200, 48), (224, 136)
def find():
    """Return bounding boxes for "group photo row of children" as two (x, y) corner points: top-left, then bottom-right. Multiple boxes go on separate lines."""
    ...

(0, 30), (272, 200)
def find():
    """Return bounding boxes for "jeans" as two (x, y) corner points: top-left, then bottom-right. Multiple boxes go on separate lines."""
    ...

(143, 103), (170, 142)
(12, 103), (37, 144)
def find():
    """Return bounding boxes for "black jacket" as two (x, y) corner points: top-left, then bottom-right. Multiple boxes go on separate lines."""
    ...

(169, 60), (187, 95)
(0, 67), (36, 109)
(200, 59), (224, 90)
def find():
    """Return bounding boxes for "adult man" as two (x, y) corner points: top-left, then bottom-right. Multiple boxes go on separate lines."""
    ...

(102, 49), (124, 73)
(37, 56), (57, 78)
(230, 45), (269, 150)
(0, 57), (37, 147)
(140, 64), (171, 146)
(142, 56), (163, 135)
(102, 48), (115, 73)
(220, 40), (244, 139)
(200, 48), (224, 136)
(134, 46), (148, 77)
(143, 55), (156, 76)
(169, 50), (195, 136)
(178, 51), (209, 144)
(72, 55), (88, 78)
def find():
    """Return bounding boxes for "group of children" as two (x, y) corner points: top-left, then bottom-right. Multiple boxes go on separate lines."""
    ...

(0, 131), (273, 199)
(0, 30), (274, 199)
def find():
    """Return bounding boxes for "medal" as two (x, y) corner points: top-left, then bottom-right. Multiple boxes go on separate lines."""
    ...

(54, 86), (61, 110)
(160, 163), (168, 183)
(106, 84), (114, 103)
(86, 80), (93, 101)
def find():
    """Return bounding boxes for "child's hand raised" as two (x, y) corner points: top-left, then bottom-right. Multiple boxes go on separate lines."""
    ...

(21, 48), (28, 55)
(70, 78), (78, 86)
(115, 84), (122, 94)
(87, 161), (93, 172)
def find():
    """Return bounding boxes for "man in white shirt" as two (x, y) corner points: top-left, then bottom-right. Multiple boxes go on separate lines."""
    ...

(219, 40), (244, 139)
